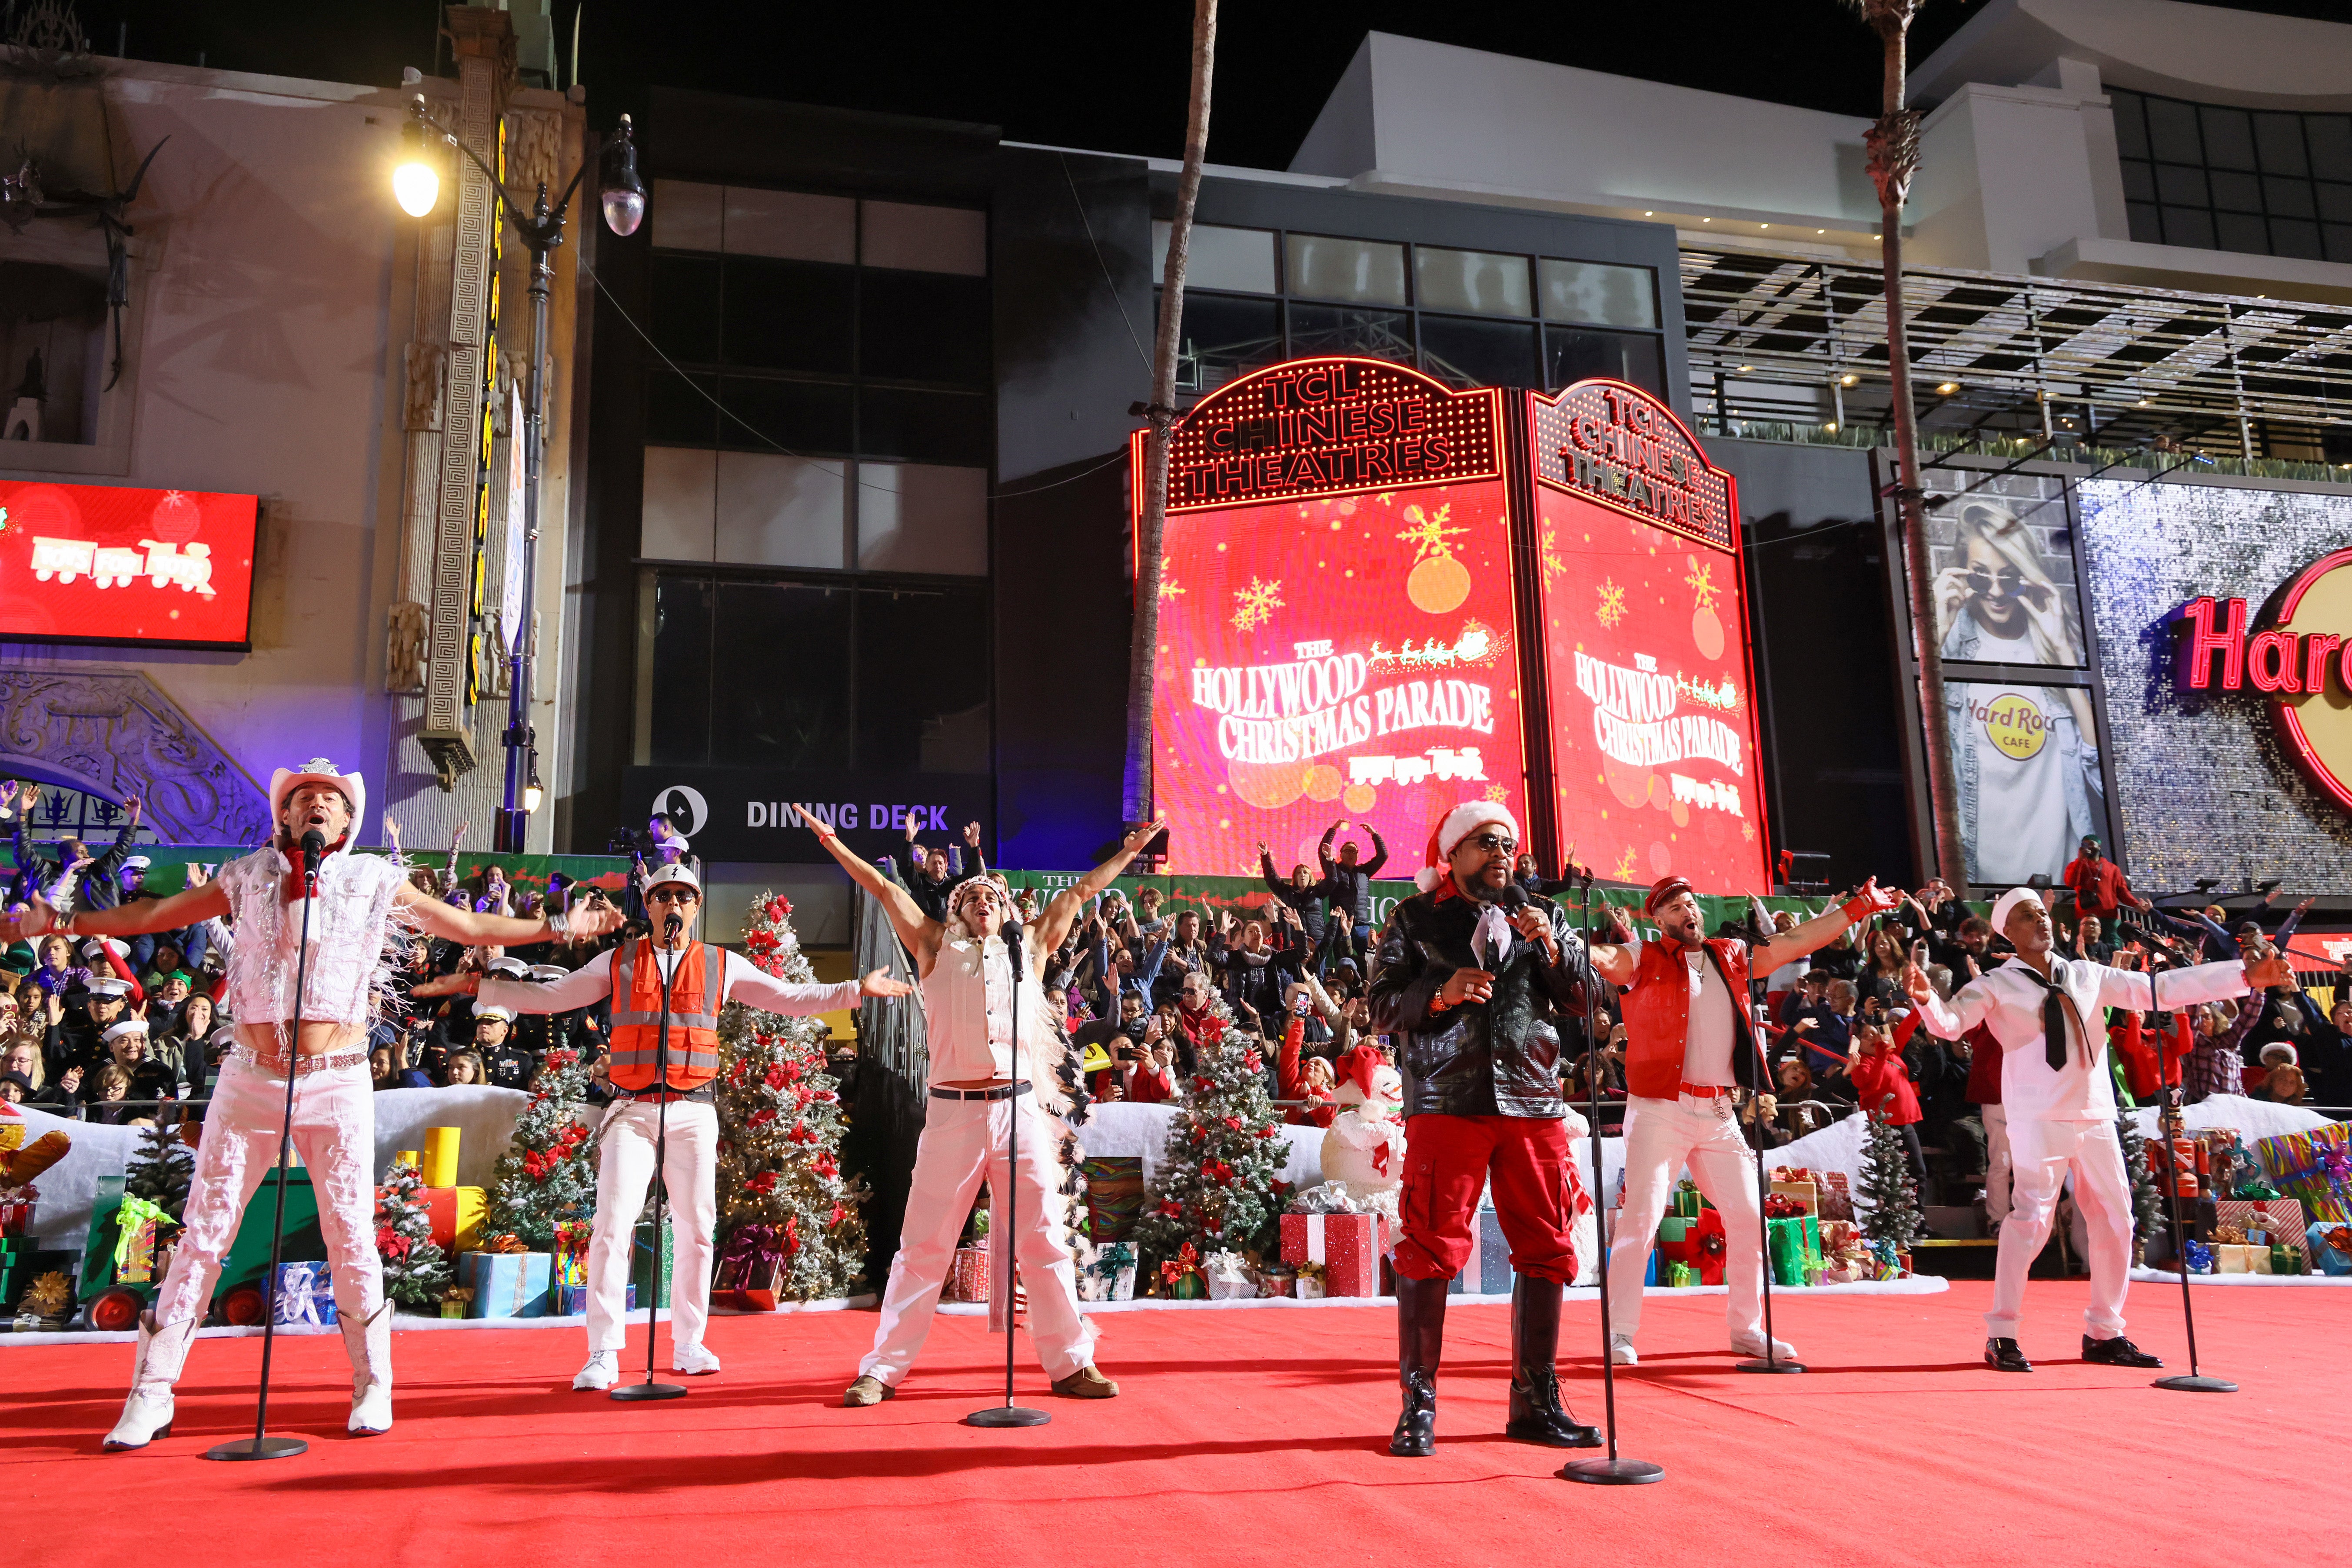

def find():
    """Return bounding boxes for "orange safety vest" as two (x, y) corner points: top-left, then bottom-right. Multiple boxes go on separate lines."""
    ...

(1619, 936), (1758, 1100)
(608, 939), (722, 1092)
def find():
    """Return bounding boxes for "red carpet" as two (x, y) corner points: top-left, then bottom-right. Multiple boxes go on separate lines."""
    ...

(7, 1281), (2343, 1566)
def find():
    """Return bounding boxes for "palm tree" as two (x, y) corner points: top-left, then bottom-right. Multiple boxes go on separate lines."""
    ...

(1846, 0), (1968, 884)
(1122, 0), (1218, 831)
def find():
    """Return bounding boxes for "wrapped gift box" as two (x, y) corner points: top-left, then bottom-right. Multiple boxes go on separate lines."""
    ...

(1280, 1212), (1384, 1297)
(460, 1251), (552, 1318)
(2216, 1199), (2308, 1265)
(1446, 1208), (1519, 1296)
(1766, 1216), (1823, 1288)
(2307, 1223), (2352, 1276)
(420, 1186), (487, 1256)
(270, 1261), (336, 1326)
(948, 1244), (990, 1303)
(629, 1220), (673, 1309)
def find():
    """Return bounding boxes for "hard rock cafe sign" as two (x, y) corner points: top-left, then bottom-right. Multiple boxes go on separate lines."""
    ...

(2177, 547), (2352, 810)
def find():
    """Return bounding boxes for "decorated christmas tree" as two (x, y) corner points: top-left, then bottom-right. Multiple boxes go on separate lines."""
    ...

(374, 1159), (453, 1307)
(1855, 1099), (1925, 1254)
(123, 1122), (193, 1224)
(482, 1047), (597, 1249)
(712, 891), (870, 1301)
(2115, 1111), (2166, 1265)
(1131, 1003), (1288, 1271)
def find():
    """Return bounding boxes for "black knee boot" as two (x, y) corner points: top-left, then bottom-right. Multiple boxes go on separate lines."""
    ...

(1389, 1276), (1447, 1457)
(1505, 1277), (1602, 1448)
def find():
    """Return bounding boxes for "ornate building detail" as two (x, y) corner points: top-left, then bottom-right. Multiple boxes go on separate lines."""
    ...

(0, 667), (269, 845)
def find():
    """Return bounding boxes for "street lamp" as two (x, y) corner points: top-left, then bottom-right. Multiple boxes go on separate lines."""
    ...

(393, 96), (646, 852)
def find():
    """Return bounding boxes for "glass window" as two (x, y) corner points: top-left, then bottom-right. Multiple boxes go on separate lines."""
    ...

(2255, 113), (2309, 176)
(719, 376), (855, 455)
(858, 463), (988, 576)
(710, 583), (852, 768)
(860, 269), (991, 385)
(1539, 259), (1659, 329)
(1171, 292), (1281, 393)
(2146, 96), (2202, 164)
(1546, 326), (1666, 399)
(2199, 106), (2256, 171)
(648, 576), (715, 764)
(1152, 221), (1279, 294)
(862, 201), (988, 277)
(722, 257), (855, 373)
(2112, 90), (2149, 161)
(725, 187), (855, 263)
(1417, 315), (1539, 389)
(1414, 247), (1532, 317)
(1284, 234), (1407, 306)
(644, 369), (718, 446)
(715, 451), (846, 569)
(648, 254), (722, 363)
(1286, 303), (1414, 363)
(640, 448), (715, 561)
(859, 387), (993, 465)
(651, 179), (723, 251)
(856, 587), (991, 773)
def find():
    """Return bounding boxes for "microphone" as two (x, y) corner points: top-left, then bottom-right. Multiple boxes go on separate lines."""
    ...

(299, 829), (326, 895)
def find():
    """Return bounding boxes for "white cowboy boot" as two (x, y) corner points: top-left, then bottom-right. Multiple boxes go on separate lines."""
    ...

(103, 1313), (194, 1452)
(343, 1303), (393, 1435)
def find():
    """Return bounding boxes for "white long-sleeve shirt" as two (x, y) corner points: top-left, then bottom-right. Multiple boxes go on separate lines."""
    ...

(1910, 955), (2249, 1123)
(479, 945), (859, 1021)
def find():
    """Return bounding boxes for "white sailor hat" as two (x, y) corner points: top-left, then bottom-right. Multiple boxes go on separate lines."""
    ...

(488, 957), (530, 978)
(85, 976), (130, 998)
(527, 964), (568, 983)
(103, 1018), (150, 1042)
(268, 758), (366, 840)
(474, 1005), (516, 1025)
(645, 862), (701, 894)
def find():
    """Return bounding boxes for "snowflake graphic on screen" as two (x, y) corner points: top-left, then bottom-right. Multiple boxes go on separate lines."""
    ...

(1610, 846), (1639, 881)
(1596, 578), (1628, 628)
(1231, 576), (1284, 632)
(1684, 557), (1720, 612)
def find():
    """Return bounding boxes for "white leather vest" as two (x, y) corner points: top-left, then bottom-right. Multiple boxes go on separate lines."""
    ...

(218, 846), (407, 1027)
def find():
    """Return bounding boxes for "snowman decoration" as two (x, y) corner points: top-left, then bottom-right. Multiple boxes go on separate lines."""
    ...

(1321, 1043), (1406, 1199)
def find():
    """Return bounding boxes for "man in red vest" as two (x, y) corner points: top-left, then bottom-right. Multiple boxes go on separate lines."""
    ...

(1591, 874), (1897, 1366)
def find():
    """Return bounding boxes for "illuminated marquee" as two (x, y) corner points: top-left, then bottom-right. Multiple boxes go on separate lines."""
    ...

(0, 482), (258, 650)
(2176, 549), (2352, 812)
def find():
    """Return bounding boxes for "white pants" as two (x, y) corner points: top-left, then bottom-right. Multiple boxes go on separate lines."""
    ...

(146, 1056), (383, 1384)
(1988, 1116), (2132, 1342)
(1982, 1103), (2013, 1225)
(861, 1093), (1095, 1387)
(587, 1099), (716, 1355)
(1606, 1093), (1766, 1343)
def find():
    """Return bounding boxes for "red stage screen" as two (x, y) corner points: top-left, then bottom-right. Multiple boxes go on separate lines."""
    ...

(1530, 381), (1770, 894)
(1144, 359), (1526, 877)
(0, 482), (257, 649)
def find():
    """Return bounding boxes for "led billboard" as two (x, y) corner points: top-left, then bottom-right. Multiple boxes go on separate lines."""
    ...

(0, 482), (258, 649)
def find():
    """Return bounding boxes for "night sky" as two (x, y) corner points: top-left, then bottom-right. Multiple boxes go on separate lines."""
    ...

(54, 1), (2352, 169)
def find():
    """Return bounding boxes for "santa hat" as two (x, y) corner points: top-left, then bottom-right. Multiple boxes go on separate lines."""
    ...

(1415, 801), (1522, 893)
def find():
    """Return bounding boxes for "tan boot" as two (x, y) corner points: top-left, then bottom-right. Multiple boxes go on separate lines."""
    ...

(1051, 1365), (1119, 1399)
(842, 1374), (895, 1407)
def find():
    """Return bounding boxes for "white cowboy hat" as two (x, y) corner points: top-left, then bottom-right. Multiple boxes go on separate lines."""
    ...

(268, 758), (366, 840)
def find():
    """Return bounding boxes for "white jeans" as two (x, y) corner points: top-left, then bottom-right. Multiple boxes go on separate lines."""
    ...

(1606, 1093), (1766, 1344)
(587, 1099), (717, 1355)
(145, 1056), (383, 1384)
(1989, 1116), (2132, 1342)
(1982, 1103), (2013, 1225)
(861, 1093), (1094, 1387)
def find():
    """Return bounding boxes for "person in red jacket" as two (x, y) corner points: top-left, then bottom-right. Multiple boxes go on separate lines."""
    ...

(2061, 837), (2143, 922)
(1850, 1010), (1928, 1192)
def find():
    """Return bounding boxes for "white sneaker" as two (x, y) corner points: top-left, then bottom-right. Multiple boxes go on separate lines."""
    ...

(671, 1342), (722, 1376)
(573, 1351), (619, 1391)
(1731, 1331), (1799, 1362)
(348, 1382), (393, 1435)
(102, 1386), (176, 1451)
(1608, 1335), (1639, 1366)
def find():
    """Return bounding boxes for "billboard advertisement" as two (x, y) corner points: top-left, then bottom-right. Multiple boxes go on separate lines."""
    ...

(1529, 380), (1771, 894)
(1141, 358), (1525, 877)
(0, 481), (258, 649)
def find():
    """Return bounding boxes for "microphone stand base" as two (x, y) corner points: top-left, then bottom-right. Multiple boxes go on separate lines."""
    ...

(204, 1435), (308, 1462)
(964, 1404), (1051, 1428)
(610, 1381), (689, 1402)
(2152, 1373), (2236, 1394)
(1561, 1455), (1664, 1485)
(1734, 1358), (1806, 1374)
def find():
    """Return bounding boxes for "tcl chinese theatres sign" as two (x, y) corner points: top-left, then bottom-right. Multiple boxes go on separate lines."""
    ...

(0, 482), (258, 648)
(2177, 548), (2352, 811)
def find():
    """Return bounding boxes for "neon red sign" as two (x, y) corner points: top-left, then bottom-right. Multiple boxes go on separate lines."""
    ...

(0, 482), (258, 649)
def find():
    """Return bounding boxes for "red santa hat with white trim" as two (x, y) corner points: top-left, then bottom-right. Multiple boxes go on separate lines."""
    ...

(1415, 800), (1521, 893)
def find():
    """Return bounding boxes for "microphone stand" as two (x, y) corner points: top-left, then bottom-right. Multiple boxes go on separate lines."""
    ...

(207, 830), (327, 1462)
(1563, 875), (1662, 1485)
(612, 911), (688, 1402)
(1736, 917), (1802, 1375)
(2148, 1000), (2234, 1394)
(968, 918), (1049, 1428)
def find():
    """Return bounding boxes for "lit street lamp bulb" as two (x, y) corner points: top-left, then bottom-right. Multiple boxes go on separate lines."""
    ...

(393, 160), (439, 217)
(601, 186), (645, 237)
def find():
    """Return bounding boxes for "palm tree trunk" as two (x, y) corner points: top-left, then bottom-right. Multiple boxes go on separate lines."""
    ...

(1122, 0), (1219, 827)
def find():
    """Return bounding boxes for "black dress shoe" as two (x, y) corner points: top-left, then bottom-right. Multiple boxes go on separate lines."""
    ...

(1985, 1337), (2033, 1372)
(2082, 1334), (2162, 1369)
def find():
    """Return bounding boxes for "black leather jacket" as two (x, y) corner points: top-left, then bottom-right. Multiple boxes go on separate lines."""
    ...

(1367, 888), (1597, 1119)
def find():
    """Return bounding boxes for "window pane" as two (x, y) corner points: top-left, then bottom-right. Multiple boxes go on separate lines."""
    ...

(2264, 174), (2316, 219)
(859, 269), (991, 385)
(1417, 315), (1539, 389)
(2199, 106), (2256, 170)
(1152, 221), (1278, 294)
(2255, 113), (2309, 176)
(1539, 259), (1659, 329)
(651, 180), (722, 251)
(2156, 165), (2208, 206)
(648, 254), (722, 363)
(1169, 292), (1281, 394)
(710, 583), (852, 768)
(721, 257), (855, 372)
(2146, 96), (2202, 163)
(2272, 217), (2323, 260)
(2127, 201), (2162, 243)
(857, 588), (989, 773)
(1284, 234), (1407, 306)
(2120, 161), (2157, 204)
(862, 201), (987, 276)
(1415, 247), (1532, 316)
(2161, 206), (2216, 249)
(724, 187), (855, 263)
(2209, 169), (2262, 212)
(2111, 90), (2149, 161)
(2215, 211), (2270, 255)
(858, 463), (988, 575)
(859, 387), (993, 465)
(644, 368), (717, 445)
(640, 448), (715, 561)
(1546, 327), (1666, 398)
(1285, 303), (1414, 363)
(720, 376), (854, 455)
(2310, 118), (2352, 182)
(715, 451), (846, 568)
(648, 575), (714, 765)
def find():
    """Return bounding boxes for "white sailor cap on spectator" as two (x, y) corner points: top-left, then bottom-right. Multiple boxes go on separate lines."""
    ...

(103, 1018), (150, 1043)
(527, 964), (568, 983)
(488, 957), (530, 978)
(475, 1005), (516, 1025)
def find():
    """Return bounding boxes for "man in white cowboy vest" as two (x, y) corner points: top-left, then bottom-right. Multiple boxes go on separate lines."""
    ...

(801, 807), (1162, 1405)
(425, 861), (913, 1390)
(3, 760), (626, 1452)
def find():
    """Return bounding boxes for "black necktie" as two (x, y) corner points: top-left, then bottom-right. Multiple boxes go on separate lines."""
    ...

(2017, 961), (2073, 1070)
